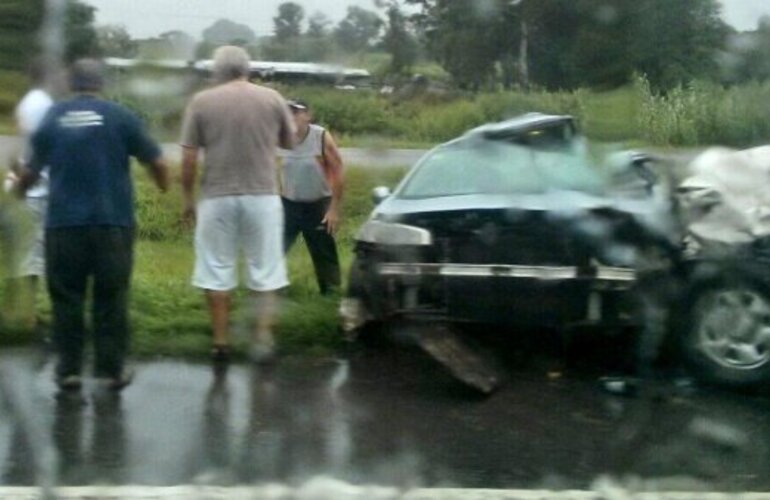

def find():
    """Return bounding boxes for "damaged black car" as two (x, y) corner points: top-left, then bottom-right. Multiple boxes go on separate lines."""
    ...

(341, 113), (685, 389)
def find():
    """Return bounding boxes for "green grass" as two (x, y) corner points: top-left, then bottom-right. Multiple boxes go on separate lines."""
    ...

(0, 70), (27, 134)
(130, 165), (404, 358)
(0, 165), (406, 358)
(581, 86), (641, 143)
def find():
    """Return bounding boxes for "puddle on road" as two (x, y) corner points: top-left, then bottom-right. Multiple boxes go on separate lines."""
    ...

(1, 347), (770, 492)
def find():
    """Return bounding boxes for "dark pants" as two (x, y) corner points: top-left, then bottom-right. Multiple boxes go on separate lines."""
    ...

(282, 197), (341, 295)
(46, 226), (134, 379)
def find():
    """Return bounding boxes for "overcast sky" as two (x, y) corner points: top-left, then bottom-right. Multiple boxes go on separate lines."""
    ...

(83, 0), (382, 39)
(82, 0), (770, 40)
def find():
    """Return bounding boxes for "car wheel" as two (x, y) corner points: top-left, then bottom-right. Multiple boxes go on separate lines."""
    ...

(679, 278), (770, 387)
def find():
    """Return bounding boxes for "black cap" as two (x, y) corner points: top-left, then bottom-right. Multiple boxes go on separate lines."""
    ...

(287, 99), (309, 111)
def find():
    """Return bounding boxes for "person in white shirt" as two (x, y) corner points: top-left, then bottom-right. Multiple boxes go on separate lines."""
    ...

(5, 60), (55, 330)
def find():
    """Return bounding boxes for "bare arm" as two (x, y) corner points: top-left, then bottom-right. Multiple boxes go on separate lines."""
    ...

(11, 107), (40, 192)
(145, 157), (170, 193)
(320, 131), (344, 234)
(181, 146), (199, 225)
(277, 99), (296, 150)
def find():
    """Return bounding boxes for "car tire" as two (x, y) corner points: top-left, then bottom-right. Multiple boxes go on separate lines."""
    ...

(677, 271), (770, 387)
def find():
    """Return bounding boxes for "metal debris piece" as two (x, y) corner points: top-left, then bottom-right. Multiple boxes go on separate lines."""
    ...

(414, 324), (500, 394)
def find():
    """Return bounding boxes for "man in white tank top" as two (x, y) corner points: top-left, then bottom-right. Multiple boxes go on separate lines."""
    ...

(279, 100), (344, 295)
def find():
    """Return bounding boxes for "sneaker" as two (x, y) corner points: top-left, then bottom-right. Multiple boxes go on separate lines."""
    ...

(56, 375), (82, 391)
(101, 369), (134, 392)
(250, 330), (276, 364)
(211, 344), (231, 363)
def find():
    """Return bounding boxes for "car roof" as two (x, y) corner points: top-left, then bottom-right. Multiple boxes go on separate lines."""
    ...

(422, 113), (579, 157)
(462, 112), (576, 141)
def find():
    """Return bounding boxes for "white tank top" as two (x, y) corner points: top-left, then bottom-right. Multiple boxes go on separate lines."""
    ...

(16, 88), (53, 198)
(279, 124), (331, 201)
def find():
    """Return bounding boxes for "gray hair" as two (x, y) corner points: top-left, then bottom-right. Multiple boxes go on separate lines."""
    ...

(69, 58), (105, 92)
(212, 46), (250, 82)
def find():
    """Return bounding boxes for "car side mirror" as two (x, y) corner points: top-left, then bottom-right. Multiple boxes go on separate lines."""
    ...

(372, 186), (391, 205)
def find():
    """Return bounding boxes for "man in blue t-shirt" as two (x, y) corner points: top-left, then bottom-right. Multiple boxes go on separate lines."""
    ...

(17, 59), (169, 391)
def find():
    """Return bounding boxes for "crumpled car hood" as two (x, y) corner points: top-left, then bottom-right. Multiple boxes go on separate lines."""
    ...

(678, 146), (770, 253)
(375, 187), (677, 246)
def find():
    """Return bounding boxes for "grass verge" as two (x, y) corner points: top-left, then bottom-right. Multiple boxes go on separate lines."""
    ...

(0, 165), (406, 358)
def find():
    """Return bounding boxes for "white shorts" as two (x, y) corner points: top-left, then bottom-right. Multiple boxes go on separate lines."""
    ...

(193, 194), (288, 292)
(13, 197), (46, 278)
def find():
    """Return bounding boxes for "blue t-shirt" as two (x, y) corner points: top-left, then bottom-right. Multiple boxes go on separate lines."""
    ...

(31, 95), (161, 228)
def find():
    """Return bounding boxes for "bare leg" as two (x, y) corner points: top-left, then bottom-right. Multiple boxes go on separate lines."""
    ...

(205, 290), (231, 348)
(251, 291), (278, 361)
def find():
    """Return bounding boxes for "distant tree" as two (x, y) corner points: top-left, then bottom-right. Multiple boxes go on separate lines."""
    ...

(0, 0), (99, 70)
(96, 24), (137, 58)
(408, 0), (728, 91)
(744, 17), (770, 81)
(262, 2), (305, 60)
(64, 0), (99, 61)
(760, 14), (770, 31)
(136, 38), (170, 59)
(628, 0), (729, 90)
(407, 0), (500, 89)
(194, 40), (214, 59)
(525, 0), (728, 90)
(159, 30), (196, 59)
(307, 11), (331, 38)
(274, 2), (304, 42)
(726, 16), (770, 83)
(568, 0), (635, 88)
(136, 31), (197, 60)
(492, 0), (546, 89)
(379, 2), (418, 75)
(297, 12), (336, 62)
(334, 6), (383, 53)
(0, 0), (45, 70)
(264, 5), (340, 62)
(202, 19), (257, 46)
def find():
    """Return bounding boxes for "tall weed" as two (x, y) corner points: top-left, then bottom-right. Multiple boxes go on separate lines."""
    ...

(637, 74), (770, 147)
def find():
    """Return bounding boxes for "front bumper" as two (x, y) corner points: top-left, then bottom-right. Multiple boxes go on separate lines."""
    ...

(341, 261), (639, 332)
(377, 262), (636, 285)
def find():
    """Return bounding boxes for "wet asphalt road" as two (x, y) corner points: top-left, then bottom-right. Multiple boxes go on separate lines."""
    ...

(1, 339), (770, 492)
(0, 135), (425, 168)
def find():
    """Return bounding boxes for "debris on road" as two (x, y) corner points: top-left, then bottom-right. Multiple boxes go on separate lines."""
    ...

(414, 324), (500, 394)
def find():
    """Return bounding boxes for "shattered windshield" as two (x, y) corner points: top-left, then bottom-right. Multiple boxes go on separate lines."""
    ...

(398, 136), (606, 198)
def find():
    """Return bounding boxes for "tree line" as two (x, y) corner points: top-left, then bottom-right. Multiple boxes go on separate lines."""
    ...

(2, 0), (770, 92)
(0, 0), (98, 71)
(405, 0), (741, 91)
